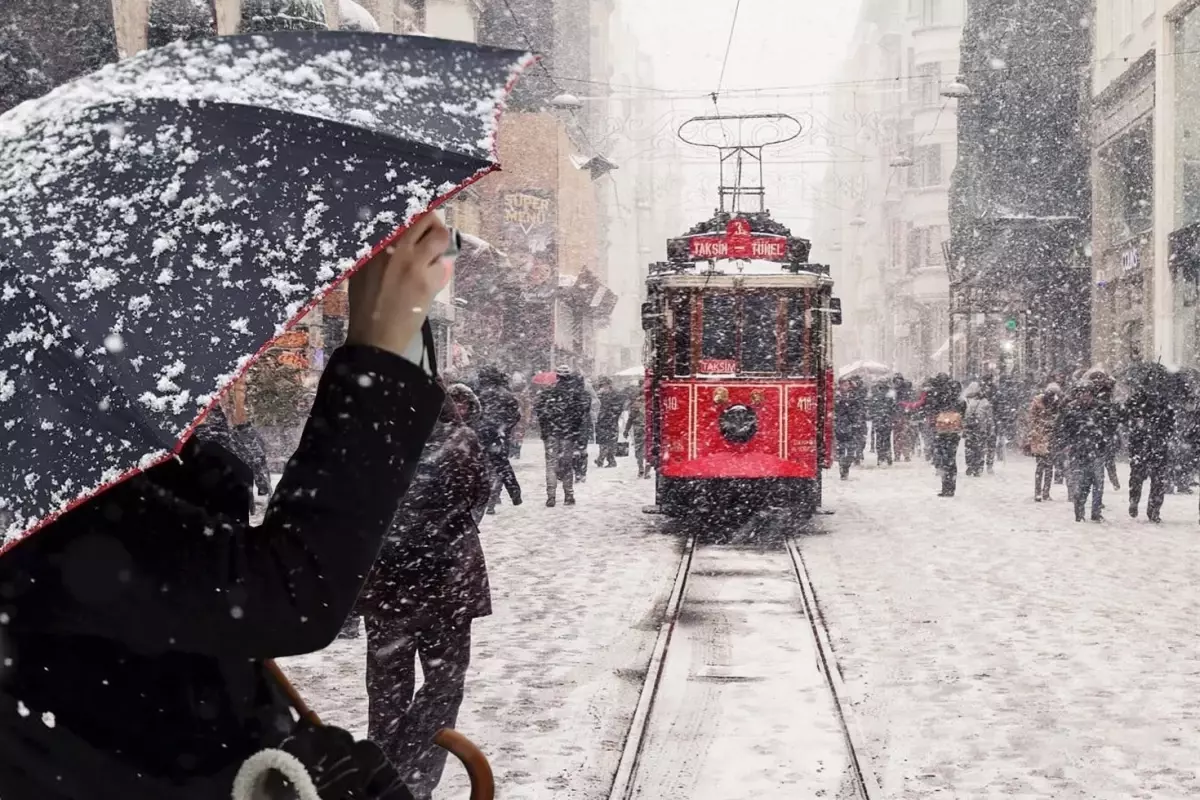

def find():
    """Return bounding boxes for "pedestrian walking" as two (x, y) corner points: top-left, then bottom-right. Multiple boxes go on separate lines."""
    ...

(963, 381), (995, 477)
(624, 386), (650, 478)
(1059, 382), (1115, 522)
(1126, 372), (1174, 522)
(922, 373), (964, 497)
(358, 384), (492, 800)
(835, 380), (859, 480)
(535, 367), (579, 506)
(1026, 383), (1062, 502)
(869, 382), (897, 466)
(594, 377), (625, 468)
(475, 365), (523, 514)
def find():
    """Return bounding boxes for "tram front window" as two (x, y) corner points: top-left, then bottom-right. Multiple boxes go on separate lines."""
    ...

(702, 295), (737, 362)
(742, 294), (778, 373)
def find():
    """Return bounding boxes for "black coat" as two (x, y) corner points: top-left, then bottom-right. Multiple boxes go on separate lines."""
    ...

(595, 389), (625, 446)
(475, 379), (521, 454)
(359, 420), (492, 629)
(1126, 390), (1176, 468)
(0, 346), (443, 800)
(1058, 398), (1116, 462)
(535, 376), (591, 443)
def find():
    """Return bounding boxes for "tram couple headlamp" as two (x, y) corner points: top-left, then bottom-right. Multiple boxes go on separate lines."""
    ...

(719, 404), (759, 444)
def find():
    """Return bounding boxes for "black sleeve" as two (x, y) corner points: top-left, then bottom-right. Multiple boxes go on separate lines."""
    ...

(33, 346), (444, 659)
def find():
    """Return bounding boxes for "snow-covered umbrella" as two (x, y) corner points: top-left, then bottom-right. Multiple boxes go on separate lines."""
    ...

(0, 31), (533, 548)
(837, 360), (892, 380)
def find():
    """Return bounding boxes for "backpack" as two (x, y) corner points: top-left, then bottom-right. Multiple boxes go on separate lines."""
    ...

(935, 410), (963, 434)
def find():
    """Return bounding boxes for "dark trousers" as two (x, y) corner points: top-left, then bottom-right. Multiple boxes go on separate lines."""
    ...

(1072, 457), (1105, 520)
(964, 427), (988, 476)
(1129, 460), (1167, 520)
(837, 439), (855, 480)
(573, 443), (589, 481)
(365, 616), (473, 800)
(597, 442), (617, 467)
(935, 434), (959, 495)
(1034, 455), (1053, 499)
(544, 436), (575, 498)
(873, 424), (892, 464)
(487, 449), (521, 508)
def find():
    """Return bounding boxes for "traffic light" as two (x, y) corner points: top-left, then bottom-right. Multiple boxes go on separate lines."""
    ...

(1004, 314), (1019, 332)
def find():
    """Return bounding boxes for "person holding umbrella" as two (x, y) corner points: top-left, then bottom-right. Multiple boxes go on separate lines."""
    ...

(0, 27), (532, 800)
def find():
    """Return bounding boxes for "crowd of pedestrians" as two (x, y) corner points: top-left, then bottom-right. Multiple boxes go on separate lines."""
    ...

(835, 361), (1200, 525)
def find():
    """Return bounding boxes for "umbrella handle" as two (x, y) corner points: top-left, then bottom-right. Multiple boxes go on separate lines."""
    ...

(434, 729), (495, 800)
(265, 659), (322, 726)
(267, 662), (496, 800)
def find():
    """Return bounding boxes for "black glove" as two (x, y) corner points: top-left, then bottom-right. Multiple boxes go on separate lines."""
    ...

(278, 721), (415, 800)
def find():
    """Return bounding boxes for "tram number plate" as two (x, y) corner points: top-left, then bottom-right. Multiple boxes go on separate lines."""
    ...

(665, 396), (680, 411)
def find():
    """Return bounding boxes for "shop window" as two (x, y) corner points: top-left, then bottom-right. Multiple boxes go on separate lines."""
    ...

(908, 145), (943, 188)
(916, 63), (940, 107)
(701, 295), (737, 361)
(741, 294), (779, 373)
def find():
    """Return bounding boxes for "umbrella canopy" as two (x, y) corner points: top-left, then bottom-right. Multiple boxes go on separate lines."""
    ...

(0, 31), (533, 547)
(615, 364), (644, 377)
(532, 371), (558, 387)
(837, 360), (892, 380)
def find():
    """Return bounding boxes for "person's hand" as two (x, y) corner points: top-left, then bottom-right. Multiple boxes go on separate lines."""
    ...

(347, 214), (452, 358)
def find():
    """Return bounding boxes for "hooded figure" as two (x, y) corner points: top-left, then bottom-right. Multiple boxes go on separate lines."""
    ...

(1028, 383), (1063, 502)
(922, 373), (964, 497)
(1126, 370), (1175, 521)
(963, 381), (996, 477)
(1058, 382), (1116, 522)
(357, 384), (491, 800)
(0, 345), (443, 800)
(534, 367), (582, 506)
(594, 377), (625, 468)
(868, 383), (897, 466)
(474, 366), (522, 513)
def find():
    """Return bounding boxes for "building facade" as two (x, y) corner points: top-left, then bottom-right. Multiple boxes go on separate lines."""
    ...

(813, 0), (961, 381)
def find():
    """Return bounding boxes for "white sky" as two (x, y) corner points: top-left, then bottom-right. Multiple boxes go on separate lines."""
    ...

(615, 0), (862, 237)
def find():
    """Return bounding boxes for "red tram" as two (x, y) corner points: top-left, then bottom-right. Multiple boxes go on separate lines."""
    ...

(641, 114), (840, 516)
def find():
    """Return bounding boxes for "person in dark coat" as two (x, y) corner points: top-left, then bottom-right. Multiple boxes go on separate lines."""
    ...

(475, 365), (522, 514)
(834, 380), (859, 480)
(594, 377), (625, 468)
(1126, 381), (1175, 522)
(1058, 383), (1114, 522)
(869, 382), (897, 466)
(534, 367), (578, 506)
(562, 373), (593, 484)
(847, 376), (869, 464)
(922, 373), (964, 497)
(623, 385), (649, 478)
(0, 216), (450, 800)
(358, 384), (491, 800)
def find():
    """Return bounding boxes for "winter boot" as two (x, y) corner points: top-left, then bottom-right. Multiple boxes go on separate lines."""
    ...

(511, 491), (523, 507)
(546, 494), (556, 508)
(1129, 502), (1138, 519)
(564, 491), (576, 506)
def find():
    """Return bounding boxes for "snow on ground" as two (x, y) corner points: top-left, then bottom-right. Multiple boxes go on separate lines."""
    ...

(806, 451), (1200, 799)
(280, 443), (680, 800)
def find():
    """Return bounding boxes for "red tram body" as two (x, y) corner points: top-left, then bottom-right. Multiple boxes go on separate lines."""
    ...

(642, 213), (839, 516)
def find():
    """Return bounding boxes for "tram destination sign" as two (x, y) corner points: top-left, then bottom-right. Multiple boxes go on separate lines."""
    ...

(670, 218), (791, 262)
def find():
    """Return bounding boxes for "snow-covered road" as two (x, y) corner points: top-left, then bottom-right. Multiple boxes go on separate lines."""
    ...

(282, 444), (1200, 800)
(808, 455), (1200, 799)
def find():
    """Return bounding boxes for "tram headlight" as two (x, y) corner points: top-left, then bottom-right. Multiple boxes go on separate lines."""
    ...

(719, 404), (758, 444)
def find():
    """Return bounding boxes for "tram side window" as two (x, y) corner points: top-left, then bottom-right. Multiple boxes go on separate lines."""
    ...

(786, 295), (809, 375)
(671, 295), (692, 375)
(702, 295), (737, 361)
(742, 294), (779, 373)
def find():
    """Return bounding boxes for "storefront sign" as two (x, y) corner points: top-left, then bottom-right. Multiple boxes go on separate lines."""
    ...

(272, 330), (308, 349)
(1121, 246), (1140, 273)
(499, 190), (555, 286)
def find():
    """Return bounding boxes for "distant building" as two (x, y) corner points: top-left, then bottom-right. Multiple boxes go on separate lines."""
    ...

(813, 0), (963, 381)
(948, 0), (1093, 378)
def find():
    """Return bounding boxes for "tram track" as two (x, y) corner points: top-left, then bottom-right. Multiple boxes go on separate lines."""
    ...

(607, 529), (878, 800)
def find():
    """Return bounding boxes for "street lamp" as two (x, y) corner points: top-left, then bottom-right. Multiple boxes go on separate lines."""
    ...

(941, 79), (972, 99)
(889, 154), (915, 168)
(849, 216), (867, 227)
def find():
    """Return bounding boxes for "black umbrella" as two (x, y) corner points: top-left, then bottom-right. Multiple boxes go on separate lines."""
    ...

(0, 31), (533, 548)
